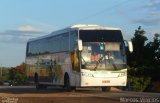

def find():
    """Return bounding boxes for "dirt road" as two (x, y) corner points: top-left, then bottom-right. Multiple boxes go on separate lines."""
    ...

(0, 86), (160, 103)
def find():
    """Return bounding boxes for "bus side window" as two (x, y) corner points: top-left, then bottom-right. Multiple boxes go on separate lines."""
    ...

(70, 31), (78, 51)
(71, 50), (80, 72)
(70, 30), (80, 72)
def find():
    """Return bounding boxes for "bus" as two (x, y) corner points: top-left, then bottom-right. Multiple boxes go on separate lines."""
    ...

(25, 24), (133, 91)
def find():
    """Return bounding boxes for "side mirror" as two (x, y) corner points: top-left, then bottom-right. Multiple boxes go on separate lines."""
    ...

(78, 40), (83, 51)
(127, 41), (133, 53)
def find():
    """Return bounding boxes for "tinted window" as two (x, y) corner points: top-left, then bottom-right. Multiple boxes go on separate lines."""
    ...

(70, 30), (78, 51)
(79, 30), (123, 42)
(27, 32), (69, 57)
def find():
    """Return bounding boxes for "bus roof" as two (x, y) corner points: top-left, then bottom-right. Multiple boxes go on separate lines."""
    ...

(28, 24), (121, 42)
(71, 24), (120, 30)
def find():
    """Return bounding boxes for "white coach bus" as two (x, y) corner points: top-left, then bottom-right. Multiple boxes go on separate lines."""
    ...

(25, 24), (133, 91)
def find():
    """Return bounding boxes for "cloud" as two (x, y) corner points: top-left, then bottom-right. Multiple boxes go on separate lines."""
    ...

(132, 0), (160, 26)
(144, 0), (160, 11)
(17, 25), (42, 32)
(0, 34), (13, 41)
(24, 18), (58, 32)
(133, 12), (160, 26)
(0, 26), (46, 43)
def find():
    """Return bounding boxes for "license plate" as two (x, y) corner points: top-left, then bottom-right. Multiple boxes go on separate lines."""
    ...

(102, 80), (110, 83)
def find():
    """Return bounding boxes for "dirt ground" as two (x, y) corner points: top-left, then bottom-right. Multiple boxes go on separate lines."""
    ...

(0, 86), (159, 103)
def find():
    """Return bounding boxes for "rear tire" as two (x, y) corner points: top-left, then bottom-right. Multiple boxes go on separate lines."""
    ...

(34, 73), (39, 89)
(64, 74), (71, 91)
(34, 73), (39, 84)
(34, 73), (47, 89)
(101, 87), (111, 92)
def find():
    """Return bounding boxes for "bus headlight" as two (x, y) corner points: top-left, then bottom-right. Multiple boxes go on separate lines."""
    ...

(81, 72), (93, 77)
(118, 72), (127, 77)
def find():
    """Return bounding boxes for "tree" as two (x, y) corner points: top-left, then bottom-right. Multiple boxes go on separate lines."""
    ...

(8, 63), (26, 85)
(128, 26), (148, 67)
(145, 34), (160, 80)
(16, 62), (26, 73)
(127, 26), (150, 91)
(127, 26), (160, 91)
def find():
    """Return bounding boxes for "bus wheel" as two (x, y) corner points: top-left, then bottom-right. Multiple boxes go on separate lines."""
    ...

(36, 84), (40, 90)
(34, 73), (40, 89)
(101, 87), (111, 92)
(34, 73), (39, 84)
(64, 75), (71, 91)
(36, 84), (47, 90)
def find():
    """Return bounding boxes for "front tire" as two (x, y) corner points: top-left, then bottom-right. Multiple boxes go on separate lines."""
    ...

(101, 87), (111, 92)
(36, 84), (47, 89)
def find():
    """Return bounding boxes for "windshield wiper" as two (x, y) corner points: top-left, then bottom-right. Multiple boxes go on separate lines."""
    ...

(81, 55), (86, 68)
(94, 52), (118, 71)
(109, 59), (118, 70)
(94, 53), (107, 71)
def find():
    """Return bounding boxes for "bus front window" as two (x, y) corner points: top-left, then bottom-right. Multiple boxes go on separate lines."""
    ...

(81, 42), (127, 70)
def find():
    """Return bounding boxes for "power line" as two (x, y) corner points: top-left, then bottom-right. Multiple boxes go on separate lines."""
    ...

(70, 0), (132, 25)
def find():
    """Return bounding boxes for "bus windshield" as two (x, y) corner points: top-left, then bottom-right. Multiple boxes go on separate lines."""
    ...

(79, 30), (126, 70)
(81, 42), (126, 70)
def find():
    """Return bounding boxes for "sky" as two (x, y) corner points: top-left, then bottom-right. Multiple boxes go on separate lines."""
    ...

(0, 0), (160, 67)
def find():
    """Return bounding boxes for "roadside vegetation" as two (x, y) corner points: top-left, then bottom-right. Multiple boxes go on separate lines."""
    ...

(127, 26), (160, 92)
(0, 63), (26, 86)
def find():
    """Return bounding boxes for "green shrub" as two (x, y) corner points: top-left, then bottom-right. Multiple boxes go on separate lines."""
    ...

(128, 76), (151, 92)
(0, 81), (2, 85)
(8, 68), (26, 85)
